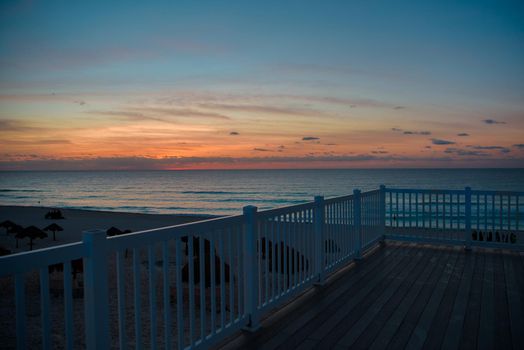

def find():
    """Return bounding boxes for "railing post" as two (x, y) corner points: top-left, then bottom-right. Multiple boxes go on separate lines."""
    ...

(314, 196), (325, 285)
(354, 189), (362, 260)
(465, 187), (472, 251)
(380, 185), (386, 241)
(82, 229), (109, 350)
(243, 205), (260, 331)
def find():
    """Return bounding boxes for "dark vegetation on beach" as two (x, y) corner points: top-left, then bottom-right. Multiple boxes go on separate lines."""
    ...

(472, 230), (517, 243)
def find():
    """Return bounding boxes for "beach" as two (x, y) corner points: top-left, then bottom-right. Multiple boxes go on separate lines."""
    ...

(0, 205), (213, 254)
(0, 206), (231, 349)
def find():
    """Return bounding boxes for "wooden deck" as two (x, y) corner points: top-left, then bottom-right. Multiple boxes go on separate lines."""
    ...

(219, 242), (524, 350)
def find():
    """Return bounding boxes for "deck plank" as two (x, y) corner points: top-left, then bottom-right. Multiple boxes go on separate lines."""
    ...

(367, 245), (453, 350)
(247, 244), (403, 350)
(493, 250), (512, 350)
(217, 243), (524, 350)
(420, 247), (467, 350)
(504, 251), (524, 350)
(278, 244), (418, 349)
(477, 250), (495, 350)
(441, 248), (476, 350)
(459, 251), (484, 350)
(404, 246), (463, 350)
(331, 244), (431, 348)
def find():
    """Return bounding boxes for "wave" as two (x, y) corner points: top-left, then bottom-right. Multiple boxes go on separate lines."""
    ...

(181, 191), (238, 195)
(0, 189), (43, 193)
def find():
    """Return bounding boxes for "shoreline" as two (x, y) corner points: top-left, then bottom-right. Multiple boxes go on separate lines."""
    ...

(0, 205), (216, 254)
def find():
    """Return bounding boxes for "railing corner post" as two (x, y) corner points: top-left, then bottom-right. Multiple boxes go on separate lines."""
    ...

(465, 187), (472, 251)
(314, 195), (325, 286)
(242, 205), (260, 331)
(82, 229), (109, 350)
(354, 189), (363, 260)
(379, 185), (386, 241)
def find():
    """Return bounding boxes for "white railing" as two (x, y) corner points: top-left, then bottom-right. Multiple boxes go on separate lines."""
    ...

(385, 187), (524, 250)
(0, 189), (383, 349)
(1, 185), (522, 349)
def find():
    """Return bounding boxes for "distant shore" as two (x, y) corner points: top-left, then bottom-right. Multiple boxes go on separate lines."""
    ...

(0, 205), (214, 254)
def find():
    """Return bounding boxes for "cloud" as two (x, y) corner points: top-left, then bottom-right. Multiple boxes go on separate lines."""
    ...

(86, 107), (230, 125)
(230, 131), (239, 135)
(253, 148), (270, 152)
(403, 131), (431, 135)
(457, 133), (469, 136)
(3, 153), (523, 171)
(444, 148), (486, 156)
(393, 106), (406, 110)
(132, 107), (230, 120)
(392, 128), (431, 135)
(513, 144), (524, 149)
(372, 150), (389, 154)
(199, 103), (318, 117)
(302, 136), (320, 141)
(2, 139), (72, 145)
(74, 100), (86, 106)
(483, 119), (506, 125)
(0, 119), (49, 132)
(469, 145), (510, 153)
(431, 138), (455, 145)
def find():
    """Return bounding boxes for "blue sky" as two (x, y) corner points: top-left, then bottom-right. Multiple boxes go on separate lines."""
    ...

(1, 0), (523, 169)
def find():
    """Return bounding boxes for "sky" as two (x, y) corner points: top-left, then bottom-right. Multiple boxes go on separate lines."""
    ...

(1, 0), (523, 170)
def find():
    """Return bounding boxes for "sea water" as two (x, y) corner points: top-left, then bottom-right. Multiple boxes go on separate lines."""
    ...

(0, 169), (523, 216)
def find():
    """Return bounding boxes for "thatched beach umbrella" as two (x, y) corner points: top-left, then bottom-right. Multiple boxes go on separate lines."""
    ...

(0, 220), (15, 235)
(43, 223), (63, 241)
(16, 225), (47, 251)
(8, 224), (24, 248)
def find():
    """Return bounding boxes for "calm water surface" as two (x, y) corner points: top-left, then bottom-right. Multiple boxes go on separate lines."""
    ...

(0, 169), (523, 215)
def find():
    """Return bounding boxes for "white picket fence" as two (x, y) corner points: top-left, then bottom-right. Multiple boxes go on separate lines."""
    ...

(0, 186), (522, 349)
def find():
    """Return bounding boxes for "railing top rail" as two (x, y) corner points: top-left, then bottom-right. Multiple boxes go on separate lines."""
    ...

(385, 187), (524, 196)
(106, 213), (244, 250)
(324, 193), (354, 205)
(0, 241), (85, 277)
(256, 201), (315, 219)
(360, 189), (381, 197)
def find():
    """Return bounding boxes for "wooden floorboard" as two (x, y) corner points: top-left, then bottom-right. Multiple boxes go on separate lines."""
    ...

(217, 243), (524, 350)
(493, 251), (512, 350)
(369, 245), (453, 350)
(282, 244), (418, 349)
(348, 245), (446, 350)
(459, 251), (484, 350)
(251, 244), (403, 350)
(330, 245), (429, 349)
(504, 251), (524, 350)
(478, 250), (495, 350)
(405, 246), (463, 350)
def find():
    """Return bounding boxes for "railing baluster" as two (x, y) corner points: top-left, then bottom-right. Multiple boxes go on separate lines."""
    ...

(219, 233), (226, 330)
(210, 234), (216, 336)
(116, 250), (127, 350)
(174, 238), (184, 350)
(148, 245), (157, 350)
(162, 242), (172, 349)
(63, 262), (73, 350)
(314, 196), (325, 284)
(188, 236), (195, 347)
(15, 273), (26, 350)
(40, 267), (51, 349)
(199, 235), (205, 342)
(133, 248), (142, 349)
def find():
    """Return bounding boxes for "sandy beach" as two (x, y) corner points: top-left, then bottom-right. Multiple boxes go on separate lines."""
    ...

(0, 206), (245, 349)
(0, 206), (214, 254)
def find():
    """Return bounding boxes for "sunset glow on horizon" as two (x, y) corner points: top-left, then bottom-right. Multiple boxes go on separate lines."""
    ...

(1, 1), (523, 170)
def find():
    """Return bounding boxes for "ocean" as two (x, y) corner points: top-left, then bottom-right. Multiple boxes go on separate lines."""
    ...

(0, 169), (523, 216)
